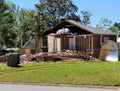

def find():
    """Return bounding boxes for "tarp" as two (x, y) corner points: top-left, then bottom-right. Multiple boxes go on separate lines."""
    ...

(106, 40), (118, 62)
(99, 40), (118, 62)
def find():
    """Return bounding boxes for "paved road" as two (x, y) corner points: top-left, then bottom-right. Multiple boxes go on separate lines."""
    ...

(0, 84), (119, 91)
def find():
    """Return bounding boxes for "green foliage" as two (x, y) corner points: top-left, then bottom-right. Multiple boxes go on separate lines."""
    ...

(96, 18), (113, 30)
(0, 0), (17, 49)
(14, 8), (36, 47)
(114, 22), (120, 29)
(80, 10), (92, 25)
(17, 9), (33, 47)
(109, 25), (119, 33)
(111, 22), (120, 33)
(96, 18), (120, 33)
(35, 0), (80, 29)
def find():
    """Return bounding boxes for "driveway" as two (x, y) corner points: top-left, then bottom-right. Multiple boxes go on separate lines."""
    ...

(0, 84), (119, 91)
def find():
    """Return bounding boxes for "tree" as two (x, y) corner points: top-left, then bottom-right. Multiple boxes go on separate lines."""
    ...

(114, 23), (120, 29)
(96, 18), (113, 30)
(0, 0), (16, 49)
(109, 23), (119, 33)
(80, 10), (92, 25)
(17, 9), (34, 47)
(35, 0), (80, 29)
(18, 9), (29, 47)
(14, 7), (46, 48)
(96, 18), (120, 33)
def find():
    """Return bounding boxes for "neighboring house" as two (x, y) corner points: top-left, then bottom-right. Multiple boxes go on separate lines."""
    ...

(23, 39), (35, 48)
(22, 39), (35, 54)
(35, 20), (117, 58)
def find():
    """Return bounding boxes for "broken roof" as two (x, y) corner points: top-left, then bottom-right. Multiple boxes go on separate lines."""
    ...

(54, 20), (117, 35)
(36, 20), (117, 37)
(65, 20), (116, 35)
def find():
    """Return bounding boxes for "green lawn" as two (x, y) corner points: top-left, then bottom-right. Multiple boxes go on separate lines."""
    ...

(0, 62), (120, 86)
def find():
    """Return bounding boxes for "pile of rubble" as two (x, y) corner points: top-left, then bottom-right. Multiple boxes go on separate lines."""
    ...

(0, 55), (6, 63)
(61, 50), (95, 60)
(20, 53), (62, 63)
(0, 50), (96, 63)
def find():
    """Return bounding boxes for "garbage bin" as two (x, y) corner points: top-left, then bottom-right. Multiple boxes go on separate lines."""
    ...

(41, 47), (48, 52)
(6, 53), (20, 67)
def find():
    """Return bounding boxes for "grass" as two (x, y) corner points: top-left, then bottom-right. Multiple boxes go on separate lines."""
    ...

(0, 61), (120, 86)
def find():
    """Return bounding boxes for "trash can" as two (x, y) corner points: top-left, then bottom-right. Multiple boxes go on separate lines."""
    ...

(6, 53), (20, 67)
(41, 47), (48, 52)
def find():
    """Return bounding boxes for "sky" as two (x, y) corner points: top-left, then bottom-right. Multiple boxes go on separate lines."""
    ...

(8, 0), (120, 27)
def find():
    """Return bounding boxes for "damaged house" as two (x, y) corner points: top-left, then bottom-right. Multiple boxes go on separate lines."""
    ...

(35, 20), (117, 58)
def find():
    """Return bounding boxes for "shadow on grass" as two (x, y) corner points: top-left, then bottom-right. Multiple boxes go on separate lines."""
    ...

(15, 65), (23, 68)
(8, 65), (23, 68)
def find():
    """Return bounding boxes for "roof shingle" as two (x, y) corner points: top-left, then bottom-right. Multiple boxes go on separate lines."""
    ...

(66, 20), (117, 35)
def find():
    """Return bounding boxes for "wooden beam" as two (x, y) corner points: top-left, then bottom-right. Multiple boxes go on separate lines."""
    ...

(65, 25), (76, 27)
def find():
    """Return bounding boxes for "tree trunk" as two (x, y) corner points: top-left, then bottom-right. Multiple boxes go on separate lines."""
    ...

(35, 35), (40, 53)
